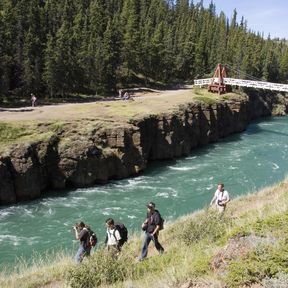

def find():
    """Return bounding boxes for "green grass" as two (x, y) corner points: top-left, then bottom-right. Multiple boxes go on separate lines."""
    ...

(0, 121), (55, 153)
(0, 250), (74, 288)
(0, 122), (32, 143)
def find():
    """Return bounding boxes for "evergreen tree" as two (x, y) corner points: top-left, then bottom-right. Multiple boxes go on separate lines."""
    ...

(120, 0), (141, 76)
(280, 49), (288, 83)
(43, 34), (57, 97)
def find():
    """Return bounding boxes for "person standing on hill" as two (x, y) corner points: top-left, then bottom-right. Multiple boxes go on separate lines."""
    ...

(138, 202), (164, 261)
(73, 221), (91, 264)
(210, 183), (230, 213)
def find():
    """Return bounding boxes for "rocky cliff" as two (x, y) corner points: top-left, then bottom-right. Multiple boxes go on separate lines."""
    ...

(0, 91), (287, 204)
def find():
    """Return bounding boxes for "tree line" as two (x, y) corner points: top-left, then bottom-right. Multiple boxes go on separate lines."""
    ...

(0, 0), (288, 99)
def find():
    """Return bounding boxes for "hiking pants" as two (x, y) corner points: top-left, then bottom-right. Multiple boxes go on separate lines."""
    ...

(139, 232), (164, 260)
(75, 245), (91, 264)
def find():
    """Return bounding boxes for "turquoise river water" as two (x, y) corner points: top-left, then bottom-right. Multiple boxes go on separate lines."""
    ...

(1, 116), (288, 269)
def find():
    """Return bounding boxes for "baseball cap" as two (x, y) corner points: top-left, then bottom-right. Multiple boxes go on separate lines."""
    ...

(146, 202), (155, 209)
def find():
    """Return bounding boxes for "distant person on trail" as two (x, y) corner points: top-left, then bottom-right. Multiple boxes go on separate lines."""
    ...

(31, 93), (37, 107)
(138, 202), (164, 262)
(210, 183), (230, 213)
(105, 218), (122, 256)
(118, 89), (123, 98)
(123, 92), (130, 100)
(73, 221), (92, 264)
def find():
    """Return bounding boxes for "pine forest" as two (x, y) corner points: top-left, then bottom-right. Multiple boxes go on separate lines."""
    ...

(0, 0), (288, 99)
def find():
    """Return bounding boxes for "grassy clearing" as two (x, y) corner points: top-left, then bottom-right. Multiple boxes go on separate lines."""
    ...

(0, 121), (55, 154)
(1, 179), (288, 287)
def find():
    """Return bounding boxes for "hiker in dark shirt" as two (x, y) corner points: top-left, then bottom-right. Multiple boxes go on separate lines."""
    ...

(73, 221), (91, 264)
(138, 202), (164, 261)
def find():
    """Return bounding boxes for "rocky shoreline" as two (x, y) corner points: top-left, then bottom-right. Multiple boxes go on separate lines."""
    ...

(0, 91), (287, 205)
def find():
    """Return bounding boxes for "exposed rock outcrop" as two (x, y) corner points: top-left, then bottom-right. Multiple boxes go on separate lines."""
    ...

(0, 91), (287, 204)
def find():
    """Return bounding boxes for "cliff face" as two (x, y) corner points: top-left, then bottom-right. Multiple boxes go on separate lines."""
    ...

(0, 92), (287, 205)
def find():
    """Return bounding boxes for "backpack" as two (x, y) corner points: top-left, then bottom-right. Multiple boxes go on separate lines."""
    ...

(87, 228), (97, 248)
(114, 223), (128, 247)
(155, 210), (164, 230)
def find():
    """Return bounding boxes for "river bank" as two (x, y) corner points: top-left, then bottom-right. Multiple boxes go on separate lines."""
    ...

(0, 88), (287, 204)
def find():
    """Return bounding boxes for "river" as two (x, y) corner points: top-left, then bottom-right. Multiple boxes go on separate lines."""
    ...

(1, 116), (288, 269)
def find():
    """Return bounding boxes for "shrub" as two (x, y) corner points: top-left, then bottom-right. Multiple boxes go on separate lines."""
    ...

(263, 272), (288, 288)
(67, 249), (130, 288)
(67, 244), (180, 287)
(225, 243), (288, 288)
(179, 210), (231, 245)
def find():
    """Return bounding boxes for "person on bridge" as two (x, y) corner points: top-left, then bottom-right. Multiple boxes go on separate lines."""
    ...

(210, 183), (230, 213)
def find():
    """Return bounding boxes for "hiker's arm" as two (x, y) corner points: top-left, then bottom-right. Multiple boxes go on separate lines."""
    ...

(222, 198), (230, 205)
(222, 192), (230, 204)
(115, 230), (121, 241)
(141, 218), (148, 229)
(151, 214), (161, 236)
(210, 194), (216, 206)
(74, 227), (80, 240)
(151, 225), (160, 236)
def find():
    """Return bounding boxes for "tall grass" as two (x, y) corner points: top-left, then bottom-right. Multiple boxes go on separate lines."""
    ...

(0, 250), (73, 288)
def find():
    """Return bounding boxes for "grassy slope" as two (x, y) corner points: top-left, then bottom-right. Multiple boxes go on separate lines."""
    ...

(1, 179), (288, 288)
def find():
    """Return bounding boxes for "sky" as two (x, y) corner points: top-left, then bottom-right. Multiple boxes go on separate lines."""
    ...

(196, 0), (288, 39)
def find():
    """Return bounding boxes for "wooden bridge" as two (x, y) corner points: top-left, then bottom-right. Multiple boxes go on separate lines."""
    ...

(194, 64), (288, 93)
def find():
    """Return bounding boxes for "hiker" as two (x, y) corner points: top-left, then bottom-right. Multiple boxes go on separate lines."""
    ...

(73, 221), (91, 264)
(210, 183), (230, 213)
(123, 92), (130, 100)
(31, 93), (37, 107)
(105, 218), (128, 254)
(118, 89), (123, 98)
(138, 202), (164, 261)
(105, 218), (121, 255)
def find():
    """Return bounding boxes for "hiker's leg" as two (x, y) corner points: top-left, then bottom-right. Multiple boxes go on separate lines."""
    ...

(152, 234), (164, 254)
(85, 247), (91, 257)
(139, 233), (152, 260)
(75, 246), (85, 264)
(108, 245), (119, 259)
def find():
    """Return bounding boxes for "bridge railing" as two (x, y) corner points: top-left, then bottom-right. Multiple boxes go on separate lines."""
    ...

(194, 78), (288, 92)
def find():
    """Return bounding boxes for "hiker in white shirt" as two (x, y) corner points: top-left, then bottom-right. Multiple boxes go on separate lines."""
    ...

(105, 218), (121, 254)
(210, 183), (230, 213)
